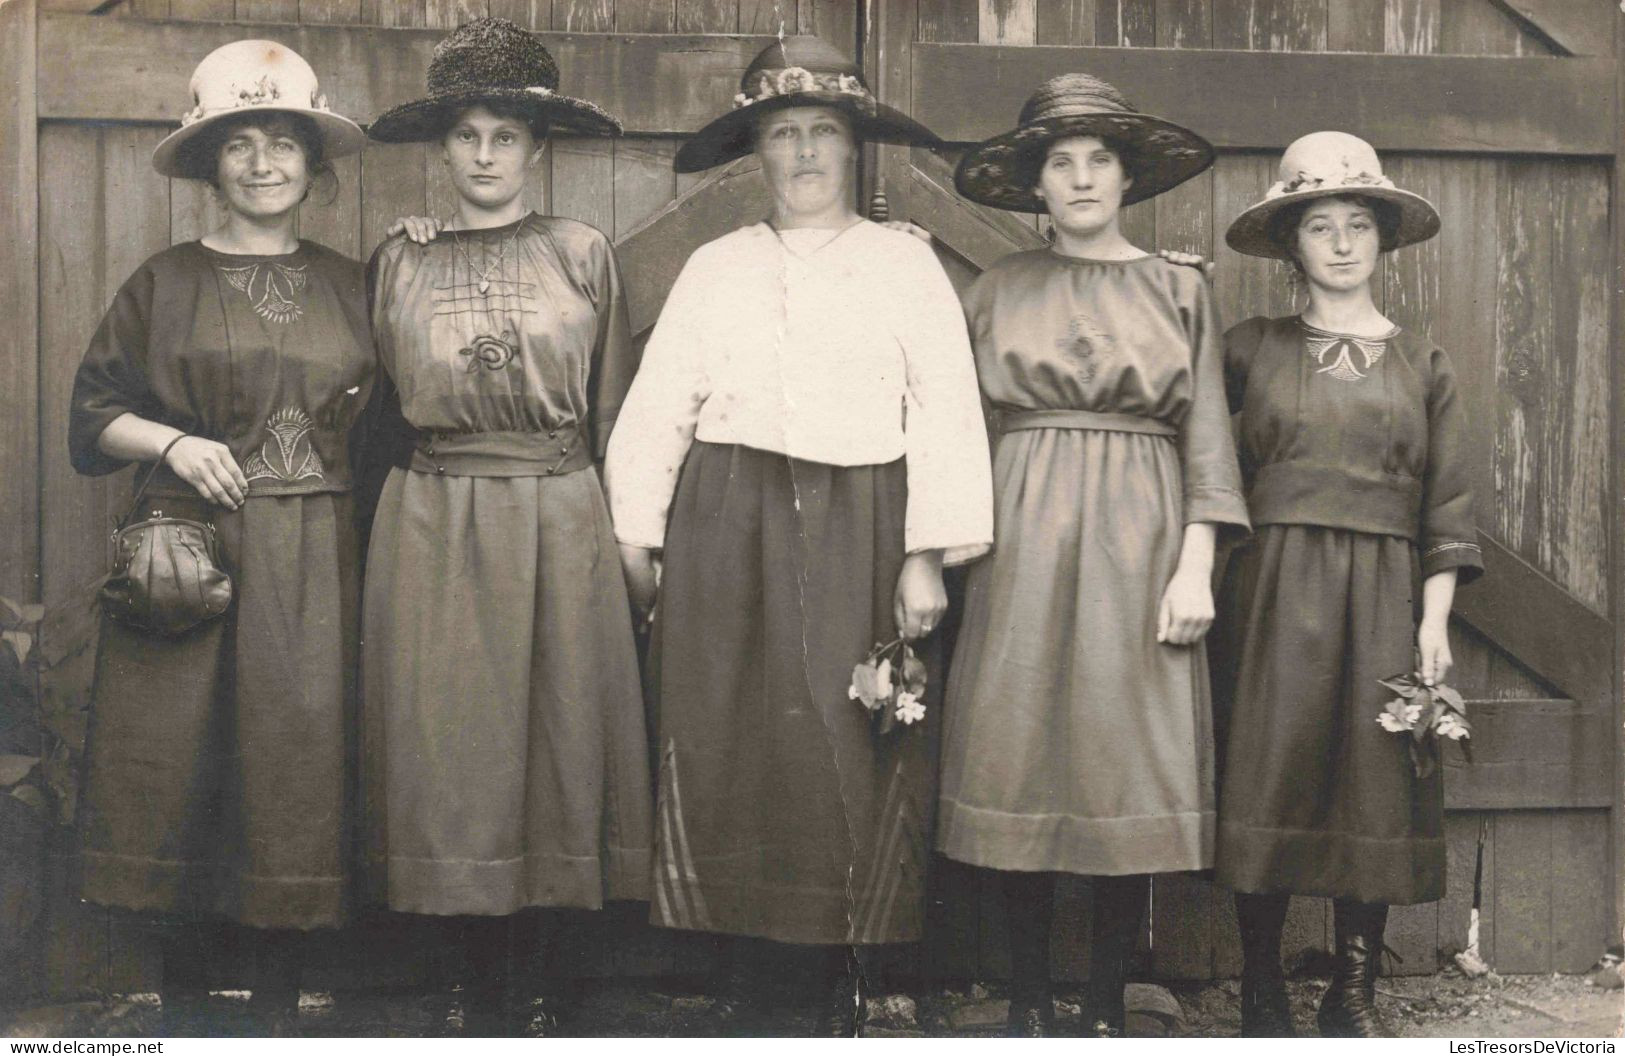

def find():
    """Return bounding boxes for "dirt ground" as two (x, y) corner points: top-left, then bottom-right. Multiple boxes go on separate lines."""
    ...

(6, 969), (1621, 1038)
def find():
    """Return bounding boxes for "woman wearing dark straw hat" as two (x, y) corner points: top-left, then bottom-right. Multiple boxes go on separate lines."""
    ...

(936, 74), (1248, 1037)
(67, 40), (371, 1033)
(604, 36), (991, 1035)
(360, 18), (651, 1035)
(1211, 131), (1481, 1038)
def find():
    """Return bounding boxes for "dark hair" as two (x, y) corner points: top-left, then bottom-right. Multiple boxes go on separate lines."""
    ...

(177, 111), (332, 191)
(1266, 193), (1402, 257)
(441, 100), (549, 144)
(1022, 133), (1139, 196)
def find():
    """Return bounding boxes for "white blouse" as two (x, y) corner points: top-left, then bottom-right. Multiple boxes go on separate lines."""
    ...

(605, 220), (993, 564)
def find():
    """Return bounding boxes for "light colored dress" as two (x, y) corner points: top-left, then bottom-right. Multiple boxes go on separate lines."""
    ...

(937, 249), (1249, 877)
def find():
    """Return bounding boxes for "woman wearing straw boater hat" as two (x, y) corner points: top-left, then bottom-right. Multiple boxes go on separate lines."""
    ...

(935, 74), (1249, 1037)
(1211, 131), (1481, 1038)
(68, 40), (370, 1034)
(359, 17), (651, 1036)
(604, 36), (991, 1035)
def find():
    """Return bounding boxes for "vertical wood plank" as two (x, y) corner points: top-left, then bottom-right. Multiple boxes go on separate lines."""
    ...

(1327, 0), (1384, 50)
(612, 139), (678, 240)
(298, 153), (364, 260)
(1211, 0), (1263, 48)
(237, 0), (301, 21)
(740, 0), (794, 33)
(0, 0), (40, 603)
(1154, 0), (1209, 47)
(300, 0), (361, 21)
(1381, 154), (1442, 336)
(487, 0), (552, 27)
(1544, 161), (1609, 613)
(360, 0), (426, 26)
(553, 0), (610, 29)
(361, 142), (429, 256)
(425, 0), (488, 27)
(797, 0), (857, 48)
(616, 0), (674, 31)
(1210, 153), (1278, 329)
(1036, 0), (1095, 44)
(550, 138), (615, 233)
(979, 0), (1037, 43)
(1095, 0), (1154, 45)
(1441, 812), (1495, 966)
(1267, 0), (1326, 49)
(676, 0), (734, 32)
(1548, 811), (1609, 972)
(1439, 0), (1534, 55)
(1384, 0), (1440, 53)
(1491, 810), (1554, 972)
(920, 0), (980, 41)
(168, 0), (239, 18)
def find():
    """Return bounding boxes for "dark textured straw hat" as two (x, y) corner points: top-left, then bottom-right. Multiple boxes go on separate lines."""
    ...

(673, 35), (941, 174)
(1224, 131), (1440, 259)
(368, 17), (620, 142)
(954, 73), (1213, 212)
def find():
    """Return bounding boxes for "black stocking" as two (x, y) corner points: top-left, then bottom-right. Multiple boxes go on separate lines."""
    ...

(1001, 870), (1056, 1005)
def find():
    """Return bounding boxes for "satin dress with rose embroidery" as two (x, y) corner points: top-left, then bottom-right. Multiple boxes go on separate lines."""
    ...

(361, 213), (652, 915)
(68, 240), (374, 927)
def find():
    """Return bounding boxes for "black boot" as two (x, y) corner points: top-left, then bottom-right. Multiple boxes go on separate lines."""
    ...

(1317, 900), (1389, 1038)
(246, 928), (303, 1037)
(1001, 870), (1056, 1037)
(1234, 892), (1294, 1037)
(814, 947), (869, 1037)
(1086, 875), (1148, 1037)
(157, 924), (215, 1037)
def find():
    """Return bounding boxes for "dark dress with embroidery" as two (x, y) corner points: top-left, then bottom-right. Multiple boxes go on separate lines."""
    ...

(362, 213), (652, 916)
(68, 240), (373, 929)
(1211, 316), (1484, 905)
(936, 250), (1249, 876)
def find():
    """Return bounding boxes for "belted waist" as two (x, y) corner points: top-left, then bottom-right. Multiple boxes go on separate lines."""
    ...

(998, 409), (1177, 438)
(410, 428), (591, 478)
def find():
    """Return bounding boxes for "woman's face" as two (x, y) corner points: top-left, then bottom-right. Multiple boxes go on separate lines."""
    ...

(442, 105), (543, 211)
(755, 106), (856, 220)
(1036, 135), (1131, 240)
(214, 118), (311, 222)
(1293, 197), (1381, 293)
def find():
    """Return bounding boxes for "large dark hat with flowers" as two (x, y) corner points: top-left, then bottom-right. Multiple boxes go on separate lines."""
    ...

(674, 35), (940, 173)
(954, 73), (1213, 212)
(368, 17), (620, 142)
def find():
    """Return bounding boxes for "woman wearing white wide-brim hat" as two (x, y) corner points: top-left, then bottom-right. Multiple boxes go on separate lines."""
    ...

(68, 39), (370, 1034)
(1211, 131), (1483, 1038)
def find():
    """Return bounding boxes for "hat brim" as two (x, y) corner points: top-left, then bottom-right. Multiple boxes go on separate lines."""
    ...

(152, 104), (368, 178)
(953, 112), (1214, 212)
(673, 92), (941, 174)
(1224, 185), (1441, 259)
(366, 87), (622, 143)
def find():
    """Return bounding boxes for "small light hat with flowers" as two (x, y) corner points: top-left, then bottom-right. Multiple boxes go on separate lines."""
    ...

(151, 39), (366, 179)
(674, 35), (941, 173)
(1224, 130), (1441, 259)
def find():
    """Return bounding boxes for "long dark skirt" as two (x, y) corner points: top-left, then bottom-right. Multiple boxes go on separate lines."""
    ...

(1212, 524), (1445, 905)
(78, 492), (357, 929)
(649, 442), (934, 945)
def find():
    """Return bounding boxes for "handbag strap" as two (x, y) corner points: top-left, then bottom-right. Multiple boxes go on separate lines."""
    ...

(117, 433), (191, 532)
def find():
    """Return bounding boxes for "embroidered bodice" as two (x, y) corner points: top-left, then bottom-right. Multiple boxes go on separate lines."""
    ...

(69, 241), (374, 496)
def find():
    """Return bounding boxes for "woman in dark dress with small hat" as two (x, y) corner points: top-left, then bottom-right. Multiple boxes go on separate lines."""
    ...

(68, 40), (371, 1033)
(937, 74), (1249, 1037)
(361, 18), (652, 1035)
(1212, 130), (1483, 1037)
(605, 36), (993, 1036)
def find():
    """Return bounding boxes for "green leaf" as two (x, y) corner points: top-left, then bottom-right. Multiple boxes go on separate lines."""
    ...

(1434, 683), (1465, 711)
(1384, 696), (1411, 719)
(901, 649), (927, 696)
(8, 785), (46, 813)
(0, 754), (40, 787)
(1379, 673), (1420, 698)
(2, 631), (33, 666)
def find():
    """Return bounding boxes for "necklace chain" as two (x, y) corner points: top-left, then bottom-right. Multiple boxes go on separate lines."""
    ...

(450, 221), (520, 295)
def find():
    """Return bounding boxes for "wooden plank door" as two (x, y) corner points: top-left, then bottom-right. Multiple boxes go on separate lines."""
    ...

(869, 0), (1620, 982)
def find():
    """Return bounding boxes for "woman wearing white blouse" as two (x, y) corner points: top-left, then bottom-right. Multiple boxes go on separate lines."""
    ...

(605, 37), (992, 1036)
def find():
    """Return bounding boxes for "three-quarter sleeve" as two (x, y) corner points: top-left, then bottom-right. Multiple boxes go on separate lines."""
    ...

(1177, 278), (1250, 532)
(893, 239), (994, 566)
(585, 231), (639, 459)
(69, 264), (160, 477)
(602, 246), (714, 550)
(1419, 345), (1484, 583)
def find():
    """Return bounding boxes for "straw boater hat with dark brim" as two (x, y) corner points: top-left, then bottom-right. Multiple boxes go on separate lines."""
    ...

(368, 17), (621, 142)
(674, 35), (940, 174)
(152, 39), (366, 179)
(1224, 130), (1440, 259)
(954, 73), (1213, 212)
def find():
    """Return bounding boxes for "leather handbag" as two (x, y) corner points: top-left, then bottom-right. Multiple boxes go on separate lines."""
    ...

(100, 434), (234, 636)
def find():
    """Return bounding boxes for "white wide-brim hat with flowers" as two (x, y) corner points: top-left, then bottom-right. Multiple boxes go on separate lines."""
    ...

(674, 35), (940, 174)
(152, 39), (366, 179)
(1225, 130), (1441, 259)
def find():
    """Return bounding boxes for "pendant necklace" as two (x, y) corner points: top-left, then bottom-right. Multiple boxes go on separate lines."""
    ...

(451, 222), (520, 295)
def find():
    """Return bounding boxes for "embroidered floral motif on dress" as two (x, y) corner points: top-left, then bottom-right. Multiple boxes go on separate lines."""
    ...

(458, 332), (520, 373)
(1304, 328), (1387, 382)
(1056, 313), (1113, 384)
(219, 262), (308, 323)
(243, 406), (326, 484)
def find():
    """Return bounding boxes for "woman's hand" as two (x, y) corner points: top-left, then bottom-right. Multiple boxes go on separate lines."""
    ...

(893, 551), (947, 640)
(1418, 618), (1454, 686)
(1157, 248), (1214, 278)
(1157, 565), (1215, 646)
(618, 543), (661, 619)
(165, 435), (247, 510)
(387, 216), (443, 244)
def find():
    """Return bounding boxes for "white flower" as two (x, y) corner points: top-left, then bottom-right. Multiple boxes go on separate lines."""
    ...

(874, 658), (892, 698)
(1377, 712), (1410, 733)
(776, 66), (816, 94)
(1403, 702), (1423, 724)
(732, 92), (751, 109)
(895, 692), (926, 725)
(1436, 714), (1470, 741)
(837, 74), (863, 95)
